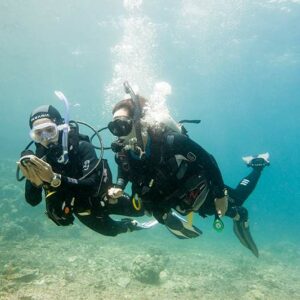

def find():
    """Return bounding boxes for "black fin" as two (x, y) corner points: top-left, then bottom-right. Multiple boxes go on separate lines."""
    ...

(233, 220), (259, 257)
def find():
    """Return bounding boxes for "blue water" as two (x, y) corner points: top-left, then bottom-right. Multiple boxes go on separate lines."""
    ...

(1, 1), (300, 299)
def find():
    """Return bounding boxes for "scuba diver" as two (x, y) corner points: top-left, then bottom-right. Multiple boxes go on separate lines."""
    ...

(107, 82), (270, 257)
(17, 92), (156, 236)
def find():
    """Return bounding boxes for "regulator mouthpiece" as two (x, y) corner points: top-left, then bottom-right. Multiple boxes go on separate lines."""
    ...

(213, 216), (224, 232)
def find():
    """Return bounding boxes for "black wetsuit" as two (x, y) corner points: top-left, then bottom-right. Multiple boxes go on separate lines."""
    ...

(223, 169), (262, 222)
(115, 130), (260, 223)
(24, 138), (143, 236)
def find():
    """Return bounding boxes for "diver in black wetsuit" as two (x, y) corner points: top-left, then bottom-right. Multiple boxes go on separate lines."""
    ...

(18, 104), (146, 236)
(108, 92), (270, 256)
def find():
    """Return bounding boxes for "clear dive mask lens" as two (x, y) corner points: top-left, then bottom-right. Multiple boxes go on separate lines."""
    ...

(30, 122), (59, 143)
(108, 116), (133, 137)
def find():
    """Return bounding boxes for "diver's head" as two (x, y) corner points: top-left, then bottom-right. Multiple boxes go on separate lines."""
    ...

(108, 99), (134, 137)
(108, 97), (147, 137)
(29, 105), (63, 128)
(29, 105), (63, 148)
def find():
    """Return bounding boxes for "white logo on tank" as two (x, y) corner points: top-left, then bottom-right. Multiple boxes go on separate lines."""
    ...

(83, 160), (90, 171)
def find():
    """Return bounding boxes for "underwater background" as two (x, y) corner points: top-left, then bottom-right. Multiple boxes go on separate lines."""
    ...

(0, 0), (299, 299)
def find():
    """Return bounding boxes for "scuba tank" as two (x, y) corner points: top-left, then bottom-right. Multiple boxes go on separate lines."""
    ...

(120, 81), (201, 151)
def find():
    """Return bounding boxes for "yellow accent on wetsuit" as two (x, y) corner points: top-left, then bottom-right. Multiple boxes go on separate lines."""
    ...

(46, 191), (57, 198)
(132, 194), (142, 211)
(187, 212), (193, 226)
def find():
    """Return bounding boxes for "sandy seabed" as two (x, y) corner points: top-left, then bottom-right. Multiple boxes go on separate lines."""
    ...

(0, 226), (299, 300)
(0, 164), (299, 300)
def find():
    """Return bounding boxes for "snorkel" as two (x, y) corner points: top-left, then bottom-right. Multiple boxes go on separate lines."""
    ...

(123, 81), (144, 152)
(54, 91), (70, 164)
(123, 81), (142, 120)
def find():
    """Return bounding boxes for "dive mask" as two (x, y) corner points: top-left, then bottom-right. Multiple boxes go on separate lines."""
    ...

(30, 122), (66, 144)
(108, 116), (133, 137)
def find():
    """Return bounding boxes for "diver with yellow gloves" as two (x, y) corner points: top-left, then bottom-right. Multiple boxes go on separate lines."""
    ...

(17, 92), (157, 236)
(107, 82), (270, 256)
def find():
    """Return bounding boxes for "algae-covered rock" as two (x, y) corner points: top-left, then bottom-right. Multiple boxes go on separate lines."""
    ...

(131, 248), (169, 284)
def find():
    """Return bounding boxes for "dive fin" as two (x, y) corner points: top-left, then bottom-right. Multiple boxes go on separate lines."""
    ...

(136, 219), (159, 229)
(121, 218), (158, 232)
(242, 152), (270, 169)
(164, 211), (202, 239)
(233, 220), (259, 257)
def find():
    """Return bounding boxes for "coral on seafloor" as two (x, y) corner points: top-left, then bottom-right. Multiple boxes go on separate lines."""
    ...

(0, 168), (46, 241)
(131, 248), (169, 284)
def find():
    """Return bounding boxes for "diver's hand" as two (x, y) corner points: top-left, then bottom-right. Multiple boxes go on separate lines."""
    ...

(29, 157), (55, 183)
(18, 162), (43, 187)
(108, 187), (123, 199)
(214, 195), (228, 217)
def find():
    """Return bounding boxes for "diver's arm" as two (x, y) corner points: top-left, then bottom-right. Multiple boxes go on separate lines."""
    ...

(115, 165), (129, 189)
(106, 158), (128, 200)
(106, 154), (129, 199)
(28, 142), (102, 193)
(113, 152), (129, 189)
(25, 180), (43, 206)
(165, 133), (226, 197)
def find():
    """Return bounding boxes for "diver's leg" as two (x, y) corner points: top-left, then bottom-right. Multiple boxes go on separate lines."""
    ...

(75, 213), (141, 236)
(130, 191), (203, 239)
(228, 206), (259, 257)
(228, 152), (270, 206)
(223, 155), (270, 257)
(227, 169), (262, 206)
